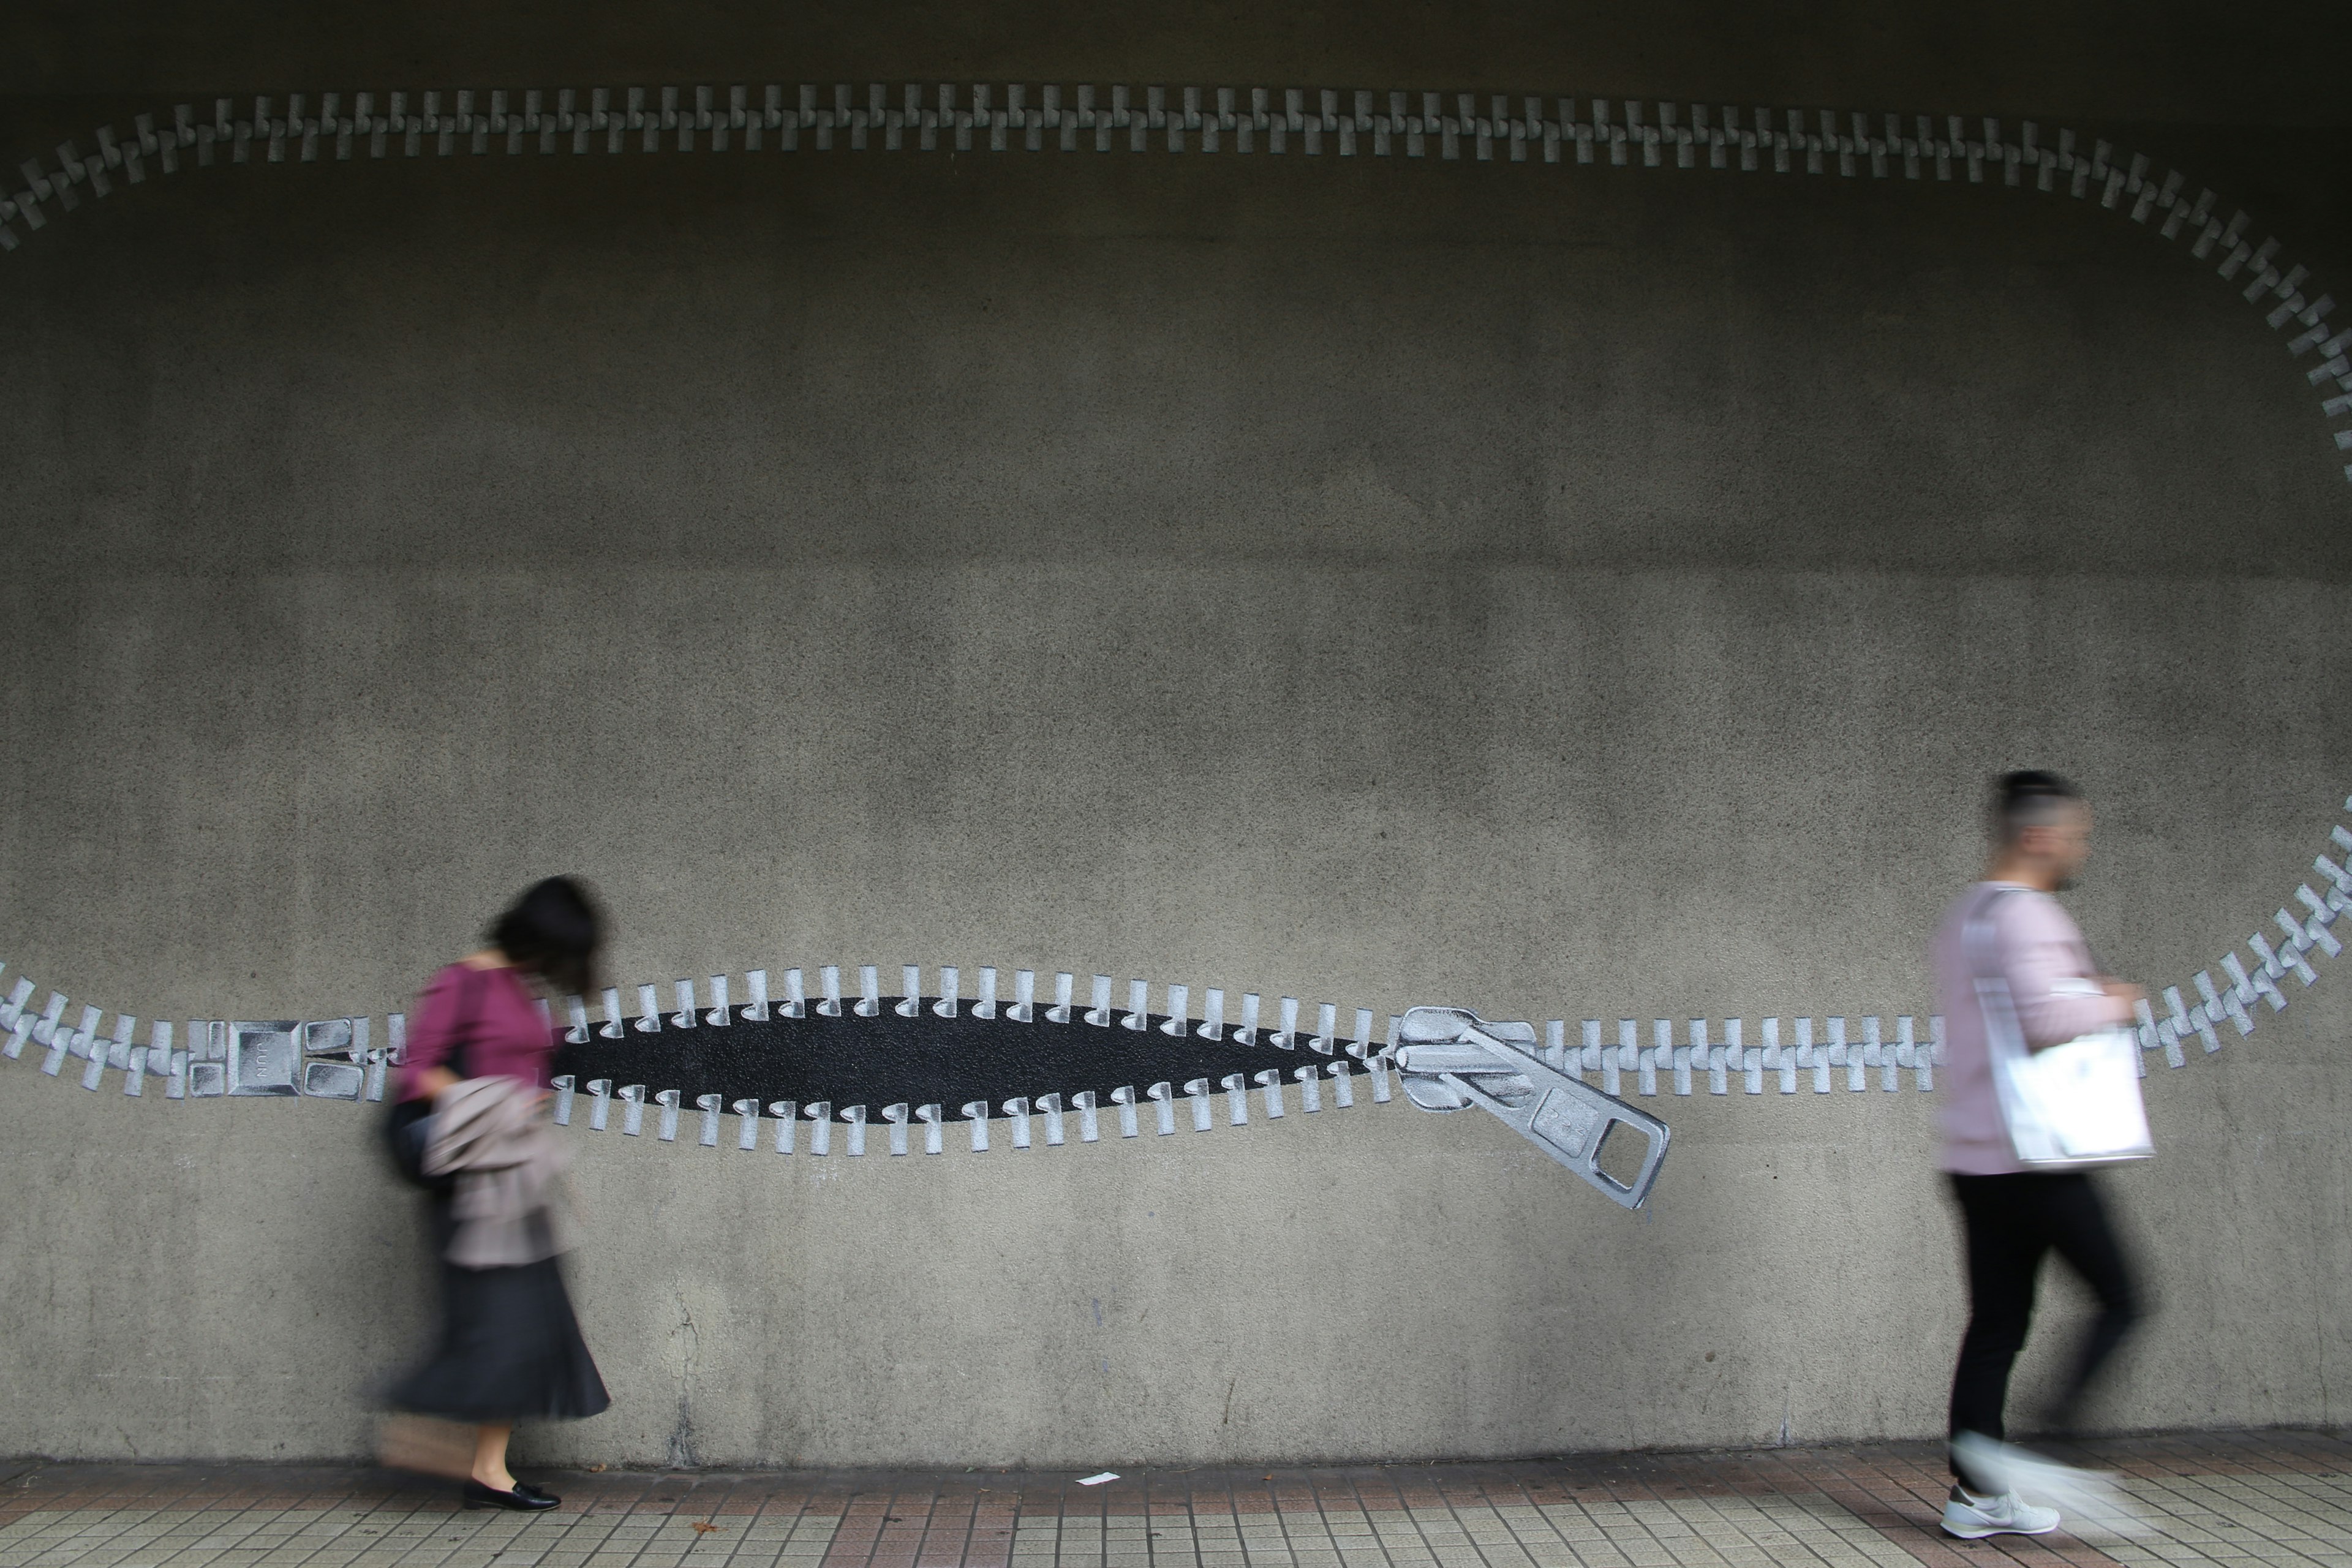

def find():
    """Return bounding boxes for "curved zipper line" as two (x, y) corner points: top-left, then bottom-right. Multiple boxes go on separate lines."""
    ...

(0, 81), (2344, 1125)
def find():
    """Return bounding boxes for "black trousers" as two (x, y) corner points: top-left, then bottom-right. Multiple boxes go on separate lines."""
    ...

(1947, 1171), (2142, 1483)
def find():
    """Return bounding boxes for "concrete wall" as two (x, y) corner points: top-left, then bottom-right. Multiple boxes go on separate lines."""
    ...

(6, 1009), (2349, 1468)
(2, 3), (2350, 1464)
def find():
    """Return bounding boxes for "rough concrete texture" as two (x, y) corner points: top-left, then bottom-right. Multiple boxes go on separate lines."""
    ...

(2, 1007), (2348, 1467)
(1, 4), (2350, 1463)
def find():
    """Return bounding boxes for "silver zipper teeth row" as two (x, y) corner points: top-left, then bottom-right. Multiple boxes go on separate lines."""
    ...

(0, 963), (1408, 1151)
(544, 969), (1406, 1153)
(7, 788), (2352, 1133)
(0, 84), (2342, 472)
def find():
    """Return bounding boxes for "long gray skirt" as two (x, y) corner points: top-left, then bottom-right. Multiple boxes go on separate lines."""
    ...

(389, 1199), (611, 1424)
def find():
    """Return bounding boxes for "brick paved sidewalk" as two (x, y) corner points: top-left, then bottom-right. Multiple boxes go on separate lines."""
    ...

(5, 1432), (2351, 1568)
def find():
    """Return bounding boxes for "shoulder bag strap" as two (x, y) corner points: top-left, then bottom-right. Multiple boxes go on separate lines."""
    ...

(1967, 884), (2064, 1162)
(1966, 886), (2032, 1068)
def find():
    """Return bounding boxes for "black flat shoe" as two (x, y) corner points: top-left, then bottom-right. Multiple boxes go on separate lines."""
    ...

(464, 1479), (560, 1512)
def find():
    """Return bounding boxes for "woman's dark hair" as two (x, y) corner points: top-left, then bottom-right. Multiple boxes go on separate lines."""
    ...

(1992, 769), (2082, 843)
(489, 876), (605, 998)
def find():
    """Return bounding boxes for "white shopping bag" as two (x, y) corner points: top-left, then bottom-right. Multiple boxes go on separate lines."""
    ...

(1997, 1016), (2154, 1166)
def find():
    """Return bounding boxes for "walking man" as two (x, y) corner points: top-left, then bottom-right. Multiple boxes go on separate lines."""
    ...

(1931, 771), (2145, 1540)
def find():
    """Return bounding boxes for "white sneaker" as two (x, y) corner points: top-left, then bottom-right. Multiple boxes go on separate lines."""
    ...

(1941, 1489), (2060, 1539)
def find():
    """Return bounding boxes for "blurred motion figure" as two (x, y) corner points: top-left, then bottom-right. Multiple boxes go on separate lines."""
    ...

(385, 876), (611, 1511)
(1930, 772), (2146, 1540)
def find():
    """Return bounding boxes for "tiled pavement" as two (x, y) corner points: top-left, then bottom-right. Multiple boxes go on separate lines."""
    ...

(5, 1433), (2352, 1568)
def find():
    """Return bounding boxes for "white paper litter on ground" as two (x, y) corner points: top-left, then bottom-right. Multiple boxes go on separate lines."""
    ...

(1076, 1472), (1120, 1487)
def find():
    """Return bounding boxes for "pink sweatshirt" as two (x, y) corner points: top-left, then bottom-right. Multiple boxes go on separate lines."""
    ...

(396, 962), (559, 1102)
(1931, 882), (2133, 1174)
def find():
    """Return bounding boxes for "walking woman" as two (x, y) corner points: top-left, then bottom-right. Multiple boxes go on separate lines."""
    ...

(387, 876), (611, 1510)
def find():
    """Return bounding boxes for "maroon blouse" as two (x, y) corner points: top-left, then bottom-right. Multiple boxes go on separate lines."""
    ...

(396, 962), (559, 1101)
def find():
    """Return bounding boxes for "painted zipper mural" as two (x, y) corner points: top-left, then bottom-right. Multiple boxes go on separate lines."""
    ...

(0, 77), (2345, 1200)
